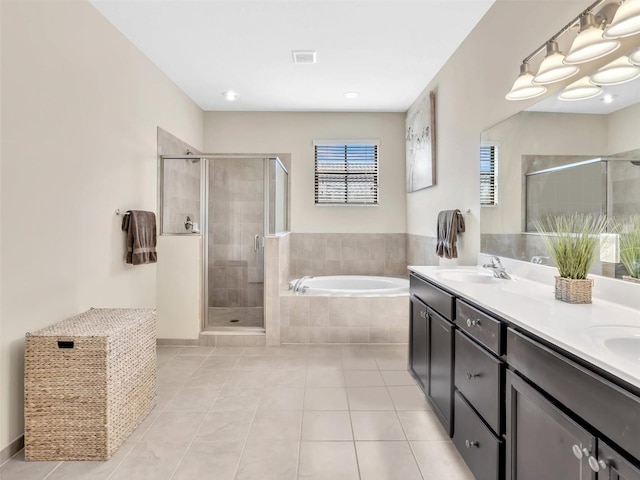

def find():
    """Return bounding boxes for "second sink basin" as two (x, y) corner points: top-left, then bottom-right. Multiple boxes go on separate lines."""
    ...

(435, 269), (504, 285)
(584, 326), (640, 364)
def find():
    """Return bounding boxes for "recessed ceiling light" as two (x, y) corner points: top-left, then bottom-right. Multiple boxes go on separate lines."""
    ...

(222, 90), (239, 101)
(601, 93), (617, 104)
(292, 50), (316, 64)
(343, 91), (359, 99)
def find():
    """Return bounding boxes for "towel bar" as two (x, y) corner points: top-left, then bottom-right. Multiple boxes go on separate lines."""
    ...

(115, 209), (130, 216)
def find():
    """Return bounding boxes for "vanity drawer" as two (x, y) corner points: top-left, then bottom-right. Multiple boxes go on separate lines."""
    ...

(456, 300), (503, 355)
(410, 274), (454, 320)
(455, 330), (504, 435)
(507, 327), (640, 460)
(453, 391), (502, 480)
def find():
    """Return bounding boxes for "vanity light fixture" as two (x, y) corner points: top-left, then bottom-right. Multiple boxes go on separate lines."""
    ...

(564, 13), (620, 64)
(603, 0), (640, 38)
(591, 55), (640, 85)
(532, 41), (580, 84)
(630, 47), (640, 65)
(505, 62), (547, 101)
(507, 0), (626, 101)
(558, 76), (602, 101)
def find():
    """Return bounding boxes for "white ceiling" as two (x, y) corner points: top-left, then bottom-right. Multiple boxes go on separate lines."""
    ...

(89, 0), (494, 112)
(527, 75), (640, 115)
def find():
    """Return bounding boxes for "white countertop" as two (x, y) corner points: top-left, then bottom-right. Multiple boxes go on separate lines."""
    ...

(409, 265), (640, 390)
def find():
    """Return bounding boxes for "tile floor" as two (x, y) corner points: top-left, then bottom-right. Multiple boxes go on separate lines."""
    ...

(207, 307), (264, 328)
(1, 344), (475, 480)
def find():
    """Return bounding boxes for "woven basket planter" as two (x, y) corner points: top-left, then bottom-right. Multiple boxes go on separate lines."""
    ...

(623, 275), (640, 284)
(554, 276), (593, 304)
(24, 308), (156, 461)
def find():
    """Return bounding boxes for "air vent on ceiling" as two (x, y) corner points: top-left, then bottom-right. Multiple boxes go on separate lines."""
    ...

(292, 50), (316, 65)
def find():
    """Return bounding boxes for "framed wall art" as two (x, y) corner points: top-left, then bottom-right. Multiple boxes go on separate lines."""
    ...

(406, 91), (436, 192)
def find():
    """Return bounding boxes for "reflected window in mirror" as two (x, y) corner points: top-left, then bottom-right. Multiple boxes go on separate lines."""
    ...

(480, 145), (498, 207)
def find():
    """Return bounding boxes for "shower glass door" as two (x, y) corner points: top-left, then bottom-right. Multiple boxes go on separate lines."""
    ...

(207, 158), (265, 329)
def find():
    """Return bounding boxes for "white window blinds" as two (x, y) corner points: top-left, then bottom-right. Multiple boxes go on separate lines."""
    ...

(314, 143), (379, 205)
(480, 145), (498, 206)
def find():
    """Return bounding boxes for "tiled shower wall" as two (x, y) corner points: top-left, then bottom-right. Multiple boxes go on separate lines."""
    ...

(610, 160), (640, 217)
(158, 128), (202, 235)
(208, 159), (265, 309)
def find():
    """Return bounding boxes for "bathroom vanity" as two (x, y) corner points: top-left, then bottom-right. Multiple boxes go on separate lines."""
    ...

(408, 265), (640, 480)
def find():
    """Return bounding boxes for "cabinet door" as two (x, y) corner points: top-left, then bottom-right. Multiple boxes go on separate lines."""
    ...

(506, 371), (595, 480)
(429, 308), (454, 436)
(409, 296), (429, 392)
(597, 442), (640, 480)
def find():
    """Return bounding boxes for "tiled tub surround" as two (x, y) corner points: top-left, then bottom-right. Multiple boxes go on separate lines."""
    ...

(280, 294), (409, 344)
(289, 233), (408, 278)
(1, 344), (475, 480)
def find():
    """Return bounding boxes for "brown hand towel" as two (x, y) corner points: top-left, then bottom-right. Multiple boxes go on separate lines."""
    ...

(122, 210), (158, 265)
(436, 209), (465, 259)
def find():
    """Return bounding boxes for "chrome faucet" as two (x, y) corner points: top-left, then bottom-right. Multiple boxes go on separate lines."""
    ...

(530, 256), (549, 265)
(483, 256), (511, 279)
(291, 276), (313, 293)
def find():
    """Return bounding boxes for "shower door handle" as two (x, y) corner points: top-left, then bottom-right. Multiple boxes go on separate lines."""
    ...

(254, 235), (260, 252)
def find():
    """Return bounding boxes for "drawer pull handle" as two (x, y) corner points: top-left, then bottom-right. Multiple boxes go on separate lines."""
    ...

(465, 440), (479, 448)
(571, 445), (591, 459)
(466, 372), (480, 380)
(572, 445), (583, 459)
(420, 311), (426, 319)
(466, 318), (481, 327)
(588, 456), (607, 472)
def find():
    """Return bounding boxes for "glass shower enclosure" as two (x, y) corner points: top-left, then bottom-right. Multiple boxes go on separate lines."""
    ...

(160, 155), (288, 331)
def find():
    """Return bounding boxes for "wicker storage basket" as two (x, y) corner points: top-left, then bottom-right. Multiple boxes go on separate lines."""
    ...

(24, 308), (156, 461)
(554, 276), (593, 304)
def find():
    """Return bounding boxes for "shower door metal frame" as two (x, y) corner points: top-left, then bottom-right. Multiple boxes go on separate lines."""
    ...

(160, 154), (285, 331)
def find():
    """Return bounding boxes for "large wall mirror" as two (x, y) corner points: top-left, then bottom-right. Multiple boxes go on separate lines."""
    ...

(481, 64), (640, 280)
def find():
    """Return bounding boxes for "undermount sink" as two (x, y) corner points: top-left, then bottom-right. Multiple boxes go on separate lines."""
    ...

(435, 269), (504, 285)
(584, 326), (640, 364)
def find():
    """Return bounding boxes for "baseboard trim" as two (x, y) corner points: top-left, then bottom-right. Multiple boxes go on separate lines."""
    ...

(0, 435), (24, 466)
(156, 338), (199, 346)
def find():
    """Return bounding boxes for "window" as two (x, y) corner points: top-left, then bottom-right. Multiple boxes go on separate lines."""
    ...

(480, 145), (498, 206)
(314, 142), (379, 205)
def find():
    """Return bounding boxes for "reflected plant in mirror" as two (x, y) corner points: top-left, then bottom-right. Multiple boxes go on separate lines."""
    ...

(611, 215), (640, 282)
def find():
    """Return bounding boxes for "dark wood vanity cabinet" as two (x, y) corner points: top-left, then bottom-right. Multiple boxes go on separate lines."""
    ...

(408, 271), (640, 480)
(599, 442), (640, 480)
(409, 296), (428, 391)
(409, 274), (455, 436)
(428, 308), (454, 435)
(506, 370), (595, 480)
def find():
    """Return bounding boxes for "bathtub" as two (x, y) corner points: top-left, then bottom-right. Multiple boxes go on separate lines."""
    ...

(282, 275), (409, 344)
(289, 275), (409, 296)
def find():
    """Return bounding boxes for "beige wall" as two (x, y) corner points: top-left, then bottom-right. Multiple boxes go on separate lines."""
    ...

(481, 112), (608, 234)
(0, 0), (203, 453)
(405, 0), (589, 265)
(607, 102), (640, 155)
(203, 112), (406, 234)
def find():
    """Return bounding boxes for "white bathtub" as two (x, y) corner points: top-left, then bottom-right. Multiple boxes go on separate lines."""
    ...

(289, 275), (409, 296)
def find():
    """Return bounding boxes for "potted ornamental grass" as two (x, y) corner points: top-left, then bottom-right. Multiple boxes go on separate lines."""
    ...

(535, 213), (607, 304)
(611, 215), (640, 284)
